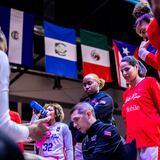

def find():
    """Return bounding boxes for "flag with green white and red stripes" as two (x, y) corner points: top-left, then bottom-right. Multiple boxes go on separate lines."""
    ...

(80, 29), (112, 82)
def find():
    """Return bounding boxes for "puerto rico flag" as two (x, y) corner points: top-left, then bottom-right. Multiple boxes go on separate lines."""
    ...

(0, 6), (34, 66)
(44, 21), (77, 79)
(80, 29), (112, 82)
(113, 39), (138, 88)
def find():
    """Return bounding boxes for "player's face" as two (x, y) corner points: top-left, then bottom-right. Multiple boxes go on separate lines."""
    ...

(120, 61), (138, 84)
(136, 21), (149, 41)
(46, 106), (56, 122)
(83, 77), (99, 95)
(71, 110), (90, 133)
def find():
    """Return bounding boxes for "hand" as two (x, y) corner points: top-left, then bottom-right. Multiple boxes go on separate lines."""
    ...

(32, 109), (40, 116)
(27, 116), (51, 141)
(24, 137), (33, 143)
(139, 40), (149, 49)
(138, 41), (150, 61)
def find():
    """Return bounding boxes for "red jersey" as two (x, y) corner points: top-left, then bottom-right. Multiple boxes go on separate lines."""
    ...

(147, 18), (160, 50)
(122, 77), (160, 148)
(146, 18), (160, 71)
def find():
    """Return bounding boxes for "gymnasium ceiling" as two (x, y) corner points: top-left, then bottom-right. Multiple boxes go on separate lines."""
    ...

(0, 0), (141, 45)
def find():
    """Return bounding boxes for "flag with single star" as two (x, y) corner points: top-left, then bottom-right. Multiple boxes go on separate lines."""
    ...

(113, 39), (138, 88)
(80, 29), (112, 82)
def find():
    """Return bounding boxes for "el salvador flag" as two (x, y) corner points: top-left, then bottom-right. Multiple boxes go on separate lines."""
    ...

(44, 21), (77, 79)
(0, 6), (34, 66)
(113, 39), (138, 88)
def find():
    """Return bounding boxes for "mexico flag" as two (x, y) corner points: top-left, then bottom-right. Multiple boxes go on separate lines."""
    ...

(80, 29), (112, 82)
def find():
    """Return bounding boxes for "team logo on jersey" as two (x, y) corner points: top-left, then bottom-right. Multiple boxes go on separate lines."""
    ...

(51, 133), (59, 139)
(56, 126), (61, 132)
(91, 99), (97, 105)
(99, 100), (106, 104)
(91, 135), (97, 141)
(104, 130), (112, 136)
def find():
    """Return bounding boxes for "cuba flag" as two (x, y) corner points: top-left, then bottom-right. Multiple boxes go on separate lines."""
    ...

(113, 39), (138, 88)
(44, 21), (77, 79)
(0, 6), (34, 66)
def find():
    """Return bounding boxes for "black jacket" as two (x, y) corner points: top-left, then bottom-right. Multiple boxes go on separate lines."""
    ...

(80, 91), (114, 124)
(69, 91), (114, 143)
(82, 120), (127, 160)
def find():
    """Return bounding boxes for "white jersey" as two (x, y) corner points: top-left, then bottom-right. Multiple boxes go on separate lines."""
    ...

(39, 122), (73, 160)
(0, 51), (29, 142)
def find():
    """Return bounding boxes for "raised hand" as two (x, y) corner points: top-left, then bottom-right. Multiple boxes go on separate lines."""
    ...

(27, 116), (51, 141)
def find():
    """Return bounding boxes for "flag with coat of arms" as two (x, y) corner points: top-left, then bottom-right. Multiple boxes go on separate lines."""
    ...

(113, 39), (138, 88)
(0, 6), (34, 66)
(80, 29), (112, 82)
(44, 21), (77, 79)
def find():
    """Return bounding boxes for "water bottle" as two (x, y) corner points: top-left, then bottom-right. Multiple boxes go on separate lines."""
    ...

(30, 100), (48, 117)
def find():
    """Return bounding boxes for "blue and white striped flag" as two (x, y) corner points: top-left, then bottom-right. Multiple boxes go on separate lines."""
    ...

(44, 21), (77, 79)
(0, 6), (34, 66)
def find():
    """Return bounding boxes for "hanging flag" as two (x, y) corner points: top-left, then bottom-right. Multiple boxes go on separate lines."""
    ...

(80, 29), (112, 82)
(44, 21), (77, 79)
(113, 39), (138, 88)
(0, 6), (34, 66)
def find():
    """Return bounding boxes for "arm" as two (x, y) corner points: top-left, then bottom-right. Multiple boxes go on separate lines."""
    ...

(63, 124), (74, 160)
(138, 40), (160, 70)
(122, 91), (127, 129)
(0, 51), (50, 142)
(145, 50), (160, 70)
(149, 78), (160, 114)
(0, 51), (29, 141)
(94, 94), (114, 124)
(30, 110), (40, 124)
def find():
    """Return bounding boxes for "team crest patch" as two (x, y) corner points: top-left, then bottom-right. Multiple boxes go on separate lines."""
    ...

(91, 135), (97, 141)
(51, 133), (59, 139)
(104, 130), (112, 136)
(99, 100), (106, 104)
(56, 126), (61, 132)
(91, 99), (97, 105)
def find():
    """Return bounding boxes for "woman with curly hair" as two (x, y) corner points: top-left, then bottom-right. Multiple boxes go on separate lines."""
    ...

(33, 103), (73, 160)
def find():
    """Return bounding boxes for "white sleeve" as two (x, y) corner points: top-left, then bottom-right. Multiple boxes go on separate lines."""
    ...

(30, 114), (39, 124)
(62, 124), (73, 160)
(0, 51), (29, 142)
(138, 48), (150, 61)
